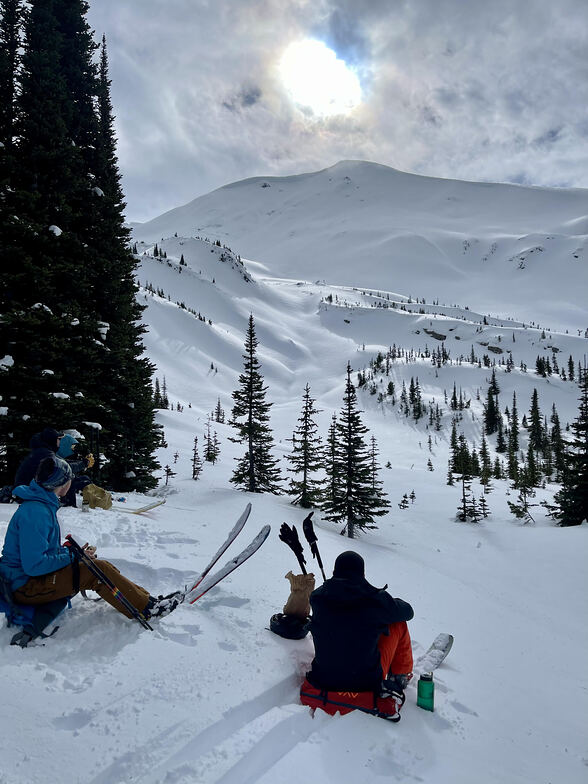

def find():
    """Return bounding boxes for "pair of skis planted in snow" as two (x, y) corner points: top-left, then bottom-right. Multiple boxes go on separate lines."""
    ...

(79, 504), (268, 631)
(183, 502), (270, 604)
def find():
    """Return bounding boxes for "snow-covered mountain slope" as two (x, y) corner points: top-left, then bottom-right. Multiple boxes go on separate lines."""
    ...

(132, 161), (588, 332)
(135, 236), (586, 438)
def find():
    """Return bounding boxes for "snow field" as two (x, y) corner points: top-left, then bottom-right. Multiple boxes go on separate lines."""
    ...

(1, 175), (587, 782)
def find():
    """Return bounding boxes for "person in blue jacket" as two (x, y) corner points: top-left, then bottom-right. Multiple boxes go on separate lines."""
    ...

(0, 456), (180, 645)
(56, 433), (94, 507)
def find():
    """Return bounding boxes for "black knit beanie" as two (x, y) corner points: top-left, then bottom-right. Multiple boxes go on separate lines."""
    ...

(333, 551), (365, 581)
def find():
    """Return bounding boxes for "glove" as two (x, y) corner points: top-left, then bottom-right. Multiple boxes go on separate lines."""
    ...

(86, 453), (95, 469)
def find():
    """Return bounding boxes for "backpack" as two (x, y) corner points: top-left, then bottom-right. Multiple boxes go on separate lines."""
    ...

(82, 483), (112, 510)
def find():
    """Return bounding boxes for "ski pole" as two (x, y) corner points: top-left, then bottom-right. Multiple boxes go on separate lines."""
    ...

(278, 523), (307, 574)
(65, 535), (153, 630)
(302, 512), (327, 582)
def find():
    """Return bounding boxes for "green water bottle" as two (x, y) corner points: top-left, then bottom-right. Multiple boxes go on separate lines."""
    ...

(417, 672), (435, 711)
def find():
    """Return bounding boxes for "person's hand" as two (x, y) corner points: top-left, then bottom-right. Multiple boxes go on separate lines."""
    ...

(86, 453), (95, 469)
(83, 544), (97, 559)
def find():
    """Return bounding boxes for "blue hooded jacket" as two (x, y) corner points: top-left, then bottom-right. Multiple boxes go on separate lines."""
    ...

(0, 481), (73, 590)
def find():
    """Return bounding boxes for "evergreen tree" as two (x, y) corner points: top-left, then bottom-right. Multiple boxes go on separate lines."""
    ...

(323, 413), (340, 504)
(0, 4), (159, 489)
(286, 384), (323, 508)
(213, 397), (225, 423)
(507, 392), (520, 481)
(550, 369), (588, 525)
(508, 480), (536, 524)
(191, 436), (202, 480)
(163, 464), (176, 486)
(203, 419), (220, 464)
(322, 364), (389, 538)
(478, 495), (490, 518)
(479, 434), (493, 490)
(528, 388), (544, 453)
(496, 417), (507, 453)
(0, 0), (21, 150)
(483, 386), (499, 434)
(457, 473), (479, 522)
(229, 315), (282, 493)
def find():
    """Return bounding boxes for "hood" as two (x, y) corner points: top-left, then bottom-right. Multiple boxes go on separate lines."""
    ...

(57, 434), (78, 459)
(12, 480), (61, 507)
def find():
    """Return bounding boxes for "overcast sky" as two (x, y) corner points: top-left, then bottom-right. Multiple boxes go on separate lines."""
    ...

(87, 0), (588, 222)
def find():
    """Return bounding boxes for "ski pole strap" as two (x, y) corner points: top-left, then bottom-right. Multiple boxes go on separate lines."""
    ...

(64, 535), (153, 630)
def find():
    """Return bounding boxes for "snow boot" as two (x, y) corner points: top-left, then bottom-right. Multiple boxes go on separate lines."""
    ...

(145, 591), (183, 619)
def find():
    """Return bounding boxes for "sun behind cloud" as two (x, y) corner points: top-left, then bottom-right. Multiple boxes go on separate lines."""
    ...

(279, 39), (362, 117)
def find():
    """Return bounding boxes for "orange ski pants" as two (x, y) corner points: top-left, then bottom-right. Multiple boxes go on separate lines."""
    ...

(378, 621), (413, 677)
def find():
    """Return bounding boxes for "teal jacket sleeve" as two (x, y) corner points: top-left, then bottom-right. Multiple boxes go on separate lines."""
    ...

(19, 505), (73, 577)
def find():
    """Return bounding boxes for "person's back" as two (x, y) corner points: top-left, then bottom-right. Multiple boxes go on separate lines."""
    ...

(307, 551), (414, 692)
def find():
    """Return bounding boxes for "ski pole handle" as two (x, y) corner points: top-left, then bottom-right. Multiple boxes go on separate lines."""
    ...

(302, 513), (327, 582)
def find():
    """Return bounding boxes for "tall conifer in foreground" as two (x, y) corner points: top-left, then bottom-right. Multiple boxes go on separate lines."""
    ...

(322, 364), (389, 538)
(0, 2), (159, 488)
(287, 384), (323, 507)
(229, 315), (282, 493)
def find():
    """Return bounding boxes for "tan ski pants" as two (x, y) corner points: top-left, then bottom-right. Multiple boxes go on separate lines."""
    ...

(13, 559), (151, 619)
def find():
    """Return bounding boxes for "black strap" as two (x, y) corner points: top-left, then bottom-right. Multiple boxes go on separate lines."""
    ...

(300, 688), (404, 721)
(72, 558), (80, 594)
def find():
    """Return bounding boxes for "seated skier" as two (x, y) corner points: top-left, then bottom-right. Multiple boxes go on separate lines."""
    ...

(0, 456), (180, 645)
(55, 433), (94, 507)
(305, 551), (414, 698)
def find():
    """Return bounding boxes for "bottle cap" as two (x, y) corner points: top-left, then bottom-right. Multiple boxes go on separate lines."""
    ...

(421, 672), (433, 681)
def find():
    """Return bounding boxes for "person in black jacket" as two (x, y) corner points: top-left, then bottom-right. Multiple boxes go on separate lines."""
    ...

(307, 551), (414, 693)
(13, 428), (64, 488)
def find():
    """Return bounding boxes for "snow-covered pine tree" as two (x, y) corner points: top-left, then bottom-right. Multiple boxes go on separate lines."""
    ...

(0, 5), (160, 489)
(286, 384), (323, 508)
(191, 436), (203, 480)
(229, 315), (282, 493)
(213, 397), (225, 423)
(322, 364), (389, 538)
(369, 435), (390, 508)
(323, 413), (340, 505)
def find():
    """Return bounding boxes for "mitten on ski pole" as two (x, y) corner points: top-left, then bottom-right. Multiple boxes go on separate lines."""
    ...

(302, 512), (327, 582)
(278, 523), (307, 573)
(282, 570), (315, 618)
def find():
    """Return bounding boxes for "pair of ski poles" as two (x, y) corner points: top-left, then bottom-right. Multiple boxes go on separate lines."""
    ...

(278, 512), (326, 582)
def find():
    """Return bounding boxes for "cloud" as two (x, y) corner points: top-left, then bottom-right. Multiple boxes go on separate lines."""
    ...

(88, 0), (588, 221)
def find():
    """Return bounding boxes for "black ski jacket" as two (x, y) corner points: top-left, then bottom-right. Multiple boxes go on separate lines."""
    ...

(307, 577), (413, 692)
(14, 434), (55, 487)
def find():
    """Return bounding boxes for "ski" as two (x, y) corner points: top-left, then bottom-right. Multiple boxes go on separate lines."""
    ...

(184, 502), (252, 595)
(415, 633), (454, 673)
(186, 524), (270, 604)
(111, 498), (166, 514)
